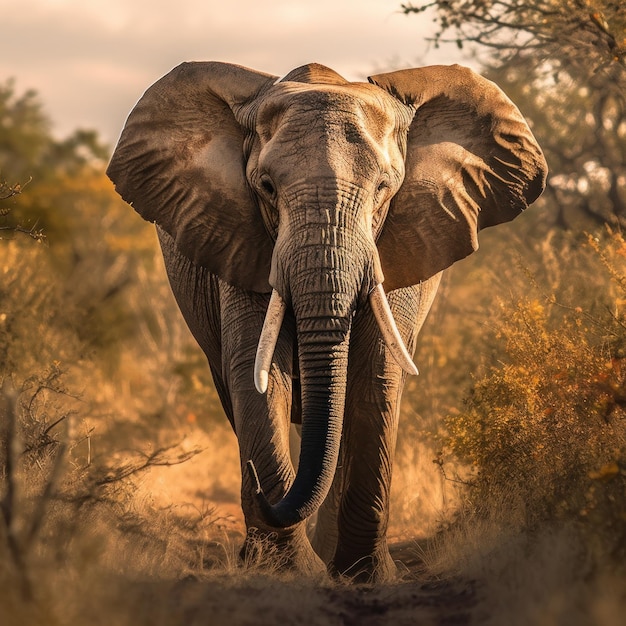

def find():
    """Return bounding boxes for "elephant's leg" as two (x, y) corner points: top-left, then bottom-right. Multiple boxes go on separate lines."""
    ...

(218, 283), (324, 574)
(331, 334), (405, 582)
(331, 277), (441, 582)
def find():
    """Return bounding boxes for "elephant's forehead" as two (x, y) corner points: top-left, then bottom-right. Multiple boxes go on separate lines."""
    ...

(258, 82), (395, 131)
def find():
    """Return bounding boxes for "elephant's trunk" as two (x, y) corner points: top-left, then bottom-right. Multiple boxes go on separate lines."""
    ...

(248, 199), (366, 527)
(250, 294), (353, 528)
(248, 185), (417, 529)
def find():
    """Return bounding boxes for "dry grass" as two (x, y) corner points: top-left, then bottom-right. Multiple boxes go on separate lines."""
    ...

(3, 221), (626, 625)
(389, 434), (459, 542)
(416, 227), (626, 625)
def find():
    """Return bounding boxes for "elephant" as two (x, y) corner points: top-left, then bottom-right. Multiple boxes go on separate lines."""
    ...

(107, 61), (547, 581)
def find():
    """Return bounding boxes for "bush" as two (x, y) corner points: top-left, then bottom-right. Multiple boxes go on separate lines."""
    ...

(445, 228), (626, 562)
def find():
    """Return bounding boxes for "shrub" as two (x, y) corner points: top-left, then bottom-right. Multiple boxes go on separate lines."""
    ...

(445, 228), (626, 563)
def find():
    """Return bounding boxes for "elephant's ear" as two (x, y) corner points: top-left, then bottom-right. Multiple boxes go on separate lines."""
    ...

(368, 65), (548, 290)
(107, 62), (278, 293)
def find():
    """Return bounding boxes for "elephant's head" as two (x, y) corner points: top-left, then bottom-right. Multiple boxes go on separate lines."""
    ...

(107, 61), (547, 528)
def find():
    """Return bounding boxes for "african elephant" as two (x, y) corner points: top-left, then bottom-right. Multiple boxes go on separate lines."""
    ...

(107, 61), (547, 581)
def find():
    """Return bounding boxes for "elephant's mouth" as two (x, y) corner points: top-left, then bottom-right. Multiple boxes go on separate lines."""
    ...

(254, 284), (417, 394)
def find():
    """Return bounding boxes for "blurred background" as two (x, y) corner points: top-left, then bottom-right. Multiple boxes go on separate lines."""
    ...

(0, 0), (464, 144)
(1, 2), (625, 625)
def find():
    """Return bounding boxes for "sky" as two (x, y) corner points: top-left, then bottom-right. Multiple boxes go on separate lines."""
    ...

(1, 0), (467, 146)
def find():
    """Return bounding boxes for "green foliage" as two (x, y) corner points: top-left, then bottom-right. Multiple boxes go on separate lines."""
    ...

(0, 79), (110, 241)
(444, 230), (626, 561)
(0, 81), (51, 181)
(0, 79), (108, 181)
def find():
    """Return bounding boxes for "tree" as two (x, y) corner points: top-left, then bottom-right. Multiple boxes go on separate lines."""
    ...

(402, 0), (626, 228)
(0, 80), (221, 424)
(402, 1), (625, 76)
(0, 80), (109, 180)
(0, 79), (110, 239)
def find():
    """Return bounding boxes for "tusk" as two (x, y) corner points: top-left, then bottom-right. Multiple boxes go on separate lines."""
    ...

(254, 289), (287, 394)
(369, 284), (419, 376)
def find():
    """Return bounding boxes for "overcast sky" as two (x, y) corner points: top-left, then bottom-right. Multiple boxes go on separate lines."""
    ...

(2, 0), (468, 145)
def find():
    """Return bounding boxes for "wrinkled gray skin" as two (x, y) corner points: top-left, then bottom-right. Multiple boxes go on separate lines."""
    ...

(107, 62), (547, 581)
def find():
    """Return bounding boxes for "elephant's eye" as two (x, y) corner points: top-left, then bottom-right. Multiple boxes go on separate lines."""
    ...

(259, 175), (276, 198)
(376, 175), (390, 195)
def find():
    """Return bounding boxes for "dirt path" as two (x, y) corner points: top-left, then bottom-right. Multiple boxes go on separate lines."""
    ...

(129, 436), (476, 625)
(109, 539), (474, 626)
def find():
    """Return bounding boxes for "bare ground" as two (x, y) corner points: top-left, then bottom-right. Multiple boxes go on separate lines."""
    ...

(98, 540), (475, 626)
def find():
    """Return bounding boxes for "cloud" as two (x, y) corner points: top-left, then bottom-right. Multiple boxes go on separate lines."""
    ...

(1, 0), (465, 143)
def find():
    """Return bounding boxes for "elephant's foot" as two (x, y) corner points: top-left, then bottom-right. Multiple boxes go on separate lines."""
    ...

(329, 543), (398, 583)
(239, 526), (326, 576)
